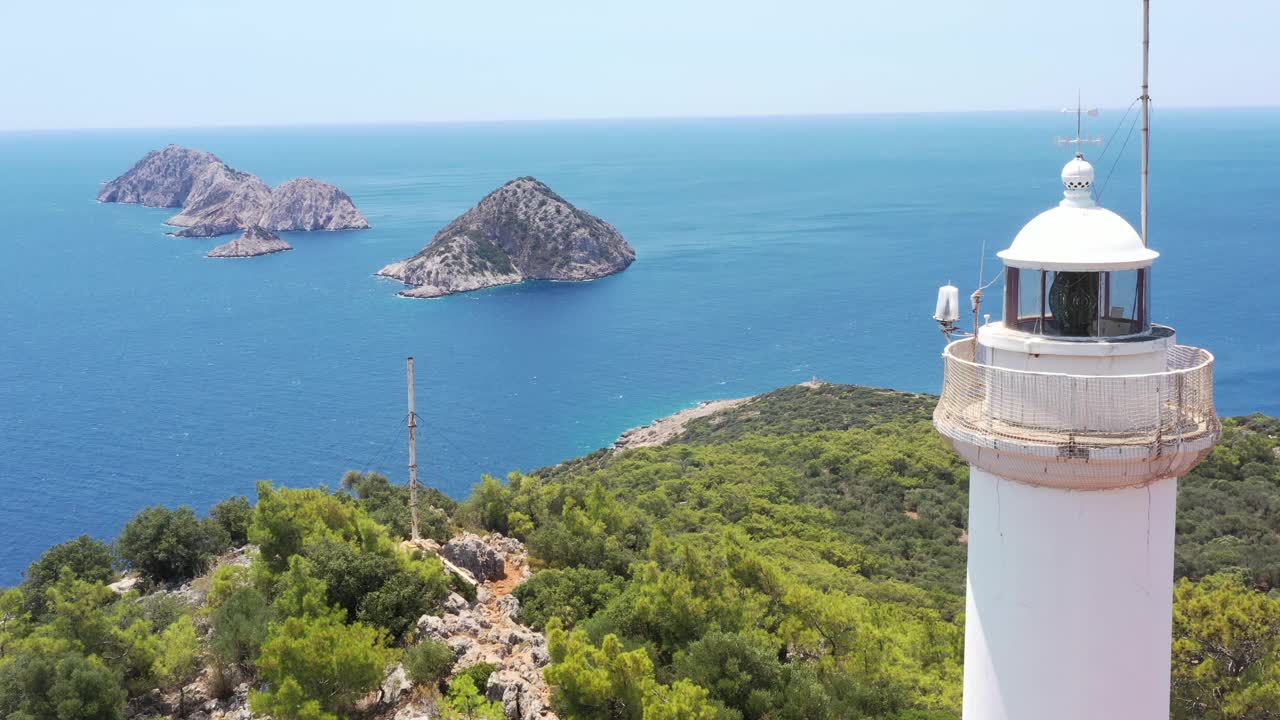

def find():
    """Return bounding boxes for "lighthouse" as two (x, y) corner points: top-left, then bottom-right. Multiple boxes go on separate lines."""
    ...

(933, 152), (1220, 720)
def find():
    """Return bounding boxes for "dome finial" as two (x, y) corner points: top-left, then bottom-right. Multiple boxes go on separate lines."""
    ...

(1060, 154), (1096, 208)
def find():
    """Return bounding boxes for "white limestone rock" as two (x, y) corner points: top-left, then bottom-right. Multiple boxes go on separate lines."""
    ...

(260, 178), (370, 231)
(97, 145), (222, 207)
(99, 145), (370, 241)
(207, 226), (292, 258)
(166, 163), (272, 231)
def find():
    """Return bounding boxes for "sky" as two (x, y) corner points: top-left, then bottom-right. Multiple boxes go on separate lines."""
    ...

(0, 0), (1276, 130)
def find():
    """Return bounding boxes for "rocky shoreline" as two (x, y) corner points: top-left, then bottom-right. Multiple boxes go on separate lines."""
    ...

(378, 177), (634, 298)
(613, 396), (754, 449)
(612, 380), (832, 449)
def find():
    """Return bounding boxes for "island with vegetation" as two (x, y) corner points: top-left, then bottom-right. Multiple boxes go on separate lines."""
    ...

(377, 177), (635, 298)
(2, 383), (1278, 720)
(97, 145), (370, 254)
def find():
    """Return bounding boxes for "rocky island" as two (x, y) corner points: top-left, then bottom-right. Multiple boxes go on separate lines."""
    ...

(206, 226), (292, 258)
(377, 177), (634, 298)
(98, 145), (369, 242)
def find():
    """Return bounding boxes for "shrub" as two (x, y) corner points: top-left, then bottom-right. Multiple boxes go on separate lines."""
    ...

(341, 471), (452, 542)
(403, 638), (455, 686)
(304, 539), (441, 640)
(459, 475), (512, 534)
(210, 496), (254, 548)
(271, 556), (333, 621)
(204, 564), (253, 612)
(251, 614), (397, 717)
(22, 535), (115, 613)
(513, 567), (623, 630)
(442, 674), (504, 720)
(210, 587), (272, 671)
(116, 506), (221, 584)
(36, 573), (158, 694)
(139, 592), (191, 633)
(454, 662), (496, 694)
(0, 650), (126, 720)
(249, 482), (393, 572)
(672, 630), (784, 719)
(152, 616), (202, 715)
(342, 472), (413, 538)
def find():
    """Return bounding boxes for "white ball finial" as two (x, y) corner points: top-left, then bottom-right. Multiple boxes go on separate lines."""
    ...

(1060, 153), (1096, 207)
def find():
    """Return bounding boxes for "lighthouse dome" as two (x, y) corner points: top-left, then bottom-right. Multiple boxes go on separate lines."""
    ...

(997, 155), (1158, 272)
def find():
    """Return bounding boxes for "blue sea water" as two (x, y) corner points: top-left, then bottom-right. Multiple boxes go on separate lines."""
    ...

(1, 111), (1277, 584)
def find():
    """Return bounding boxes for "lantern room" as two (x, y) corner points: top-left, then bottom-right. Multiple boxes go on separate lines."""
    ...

(997, 154), (1159, 338)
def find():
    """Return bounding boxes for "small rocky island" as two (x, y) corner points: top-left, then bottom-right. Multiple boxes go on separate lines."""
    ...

(377, 177), (634, 298)
(206, 226), (292, 258)
(98, 145), (369, 257)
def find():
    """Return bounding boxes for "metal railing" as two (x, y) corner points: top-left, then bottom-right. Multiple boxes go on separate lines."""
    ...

(934, 338), (1219, 487)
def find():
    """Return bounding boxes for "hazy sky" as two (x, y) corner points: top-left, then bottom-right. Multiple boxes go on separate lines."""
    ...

(1, 0), (1276, 130)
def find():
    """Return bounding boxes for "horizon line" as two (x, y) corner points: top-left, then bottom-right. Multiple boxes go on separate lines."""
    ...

(3, 103), (1278, 134)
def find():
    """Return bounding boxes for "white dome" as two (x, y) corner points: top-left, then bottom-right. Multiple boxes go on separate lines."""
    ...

(997, 156), (1158, 272)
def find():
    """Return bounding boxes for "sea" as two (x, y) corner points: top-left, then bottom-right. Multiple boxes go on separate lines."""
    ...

(1, 110), (1277, 584)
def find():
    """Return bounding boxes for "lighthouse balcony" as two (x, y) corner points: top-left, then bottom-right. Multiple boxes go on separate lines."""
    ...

(933, 338), (1220, 490)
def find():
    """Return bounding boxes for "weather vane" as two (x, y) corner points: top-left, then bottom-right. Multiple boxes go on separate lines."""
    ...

(1055, 91), (1102, 148)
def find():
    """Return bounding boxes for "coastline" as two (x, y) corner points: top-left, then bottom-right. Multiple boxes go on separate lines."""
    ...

(613, 396), (755, 450)
(611, 380), (830, 450)
(383, 269), (624, 300)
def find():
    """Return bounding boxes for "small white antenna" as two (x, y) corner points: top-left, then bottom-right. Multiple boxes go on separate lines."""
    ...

(1056, 91), (1103, 148)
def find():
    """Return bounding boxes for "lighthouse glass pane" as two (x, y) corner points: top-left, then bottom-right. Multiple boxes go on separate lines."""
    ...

(1010, 269), (1047, 332)
(1096, 270), (1149, 336)
(1006, 269), (1149, 337)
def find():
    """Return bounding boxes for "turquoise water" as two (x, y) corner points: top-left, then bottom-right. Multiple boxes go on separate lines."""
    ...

(1, 111), (1277, 583)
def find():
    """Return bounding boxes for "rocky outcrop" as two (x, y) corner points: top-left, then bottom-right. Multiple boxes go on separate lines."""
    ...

(96, 145), (222, 207)
(380, 664), (413, 706)
(414, 533), (555, 720)
(99, 145), (370, 243)
(441, 532), (507, 583)
(260, 178), (370, 231)
(169, 222), (242, 238)
(166, 164), (273, 232)
(378, 233), (524, 299)
(207, 226), (293, 258)
(377, 177), (634, 298)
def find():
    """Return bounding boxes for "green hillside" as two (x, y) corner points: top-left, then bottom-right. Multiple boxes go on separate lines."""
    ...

(4, 383), (1279, 720)
(465, 384), (1280, 720)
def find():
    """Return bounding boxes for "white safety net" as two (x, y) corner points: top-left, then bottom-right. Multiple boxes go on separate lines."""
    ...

(934, 338), (1220, 489)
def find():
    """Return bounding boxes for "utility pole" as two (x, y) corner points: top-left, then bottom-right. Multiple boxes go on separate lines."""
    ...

(1140, 0), (1150, 246)
(406, 356), (421, 541)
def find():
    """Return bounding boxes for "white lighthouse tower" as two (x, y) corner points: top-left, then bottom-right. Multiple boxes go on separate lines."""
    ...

(933, 149), (1221, 718)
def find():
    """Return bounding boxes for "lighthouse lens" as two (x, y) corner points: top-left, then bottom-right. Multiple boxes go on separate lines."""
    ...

(1048, 271), (1100, 336)
(1005, 269), (1150, 338)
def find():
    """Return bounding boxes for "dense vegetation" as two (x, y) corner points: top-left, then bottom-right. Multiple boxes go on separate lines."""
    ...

(2, 383), (1279, 720)
(0, 475), (492, 720)
(470, 384), (1280, 720)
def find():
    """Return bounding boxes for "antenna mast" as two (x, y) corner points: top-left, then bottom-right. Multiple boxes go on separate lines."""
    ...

(406, 356), (421, 541)
(1140, 0), (1151, 246)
